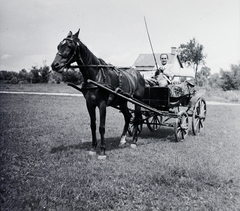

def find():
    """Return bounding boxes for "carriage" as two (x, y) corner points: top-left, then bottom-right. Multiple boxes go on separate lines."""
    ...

(127, 77), (206, 141)
(73, 75), (207, 142)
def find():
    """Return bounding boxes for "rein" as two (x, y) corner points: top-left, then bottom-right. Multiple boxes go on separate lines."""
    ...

(68, 65), (123, 90)
(61, 38), (125, 91)
(69, 65), (115, 68)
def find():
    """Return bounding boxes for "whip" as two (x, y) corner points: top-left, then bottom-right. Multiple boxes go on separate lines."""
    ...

(144, 16), (171, 84)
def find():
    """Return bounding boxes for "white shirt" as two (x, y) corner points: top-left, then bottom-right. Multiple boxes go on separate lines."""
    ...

(153, 64), (174, 86)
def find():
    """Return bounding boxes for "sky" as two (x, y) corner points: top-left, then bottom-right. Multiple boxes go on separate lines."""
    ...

(0, 0), (239, 74)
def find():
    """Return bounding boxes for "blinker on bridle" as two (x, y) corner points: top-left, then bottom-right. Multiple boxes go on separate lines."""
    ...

(57, 38), (84, 67)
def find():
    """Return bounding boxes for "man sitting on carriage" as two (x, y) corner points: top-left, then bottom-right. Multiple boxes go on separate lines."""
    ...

(145, 53), (195, 98)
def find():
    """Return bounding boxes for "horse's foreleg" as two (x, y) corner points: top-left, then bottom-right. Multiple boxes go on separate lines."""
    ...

(119, 103), (131, 146)
(87, 103), (97, 154)
(98, 101), (107, 157)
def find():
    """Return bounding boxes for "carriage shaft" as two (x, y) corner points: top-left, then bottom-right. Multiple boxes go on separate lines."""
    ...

(87, 79), (177, 118)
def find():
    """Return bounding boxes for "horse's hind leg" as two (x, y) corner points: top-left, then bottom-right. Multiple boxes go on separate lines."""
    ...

(119, 102), (131, 146)
(132, 104), (141, 147)
(98, 100), (107, 158)
(87, 103), (97, 155)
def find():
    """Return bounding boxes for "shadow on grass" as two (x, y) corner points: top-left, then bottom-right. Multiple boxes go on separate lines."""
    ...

(50, 137), (122, 154)
(50, 141), (91, 153)
(50, 127), (176, 154)
(140, 127), (173, 138)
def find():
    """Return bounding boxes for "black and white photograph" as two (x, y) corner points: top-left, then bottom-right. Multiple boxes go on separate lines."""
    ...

(0, 0), (239, 210)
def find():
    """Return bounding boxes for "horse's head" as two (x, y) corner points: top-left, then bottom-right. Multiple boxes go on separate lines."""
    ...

(51, 30), (80, 73)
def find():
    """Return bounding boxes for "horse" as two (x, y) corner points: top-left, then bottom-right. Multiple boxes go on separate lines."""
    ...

(51, 29), (145, 159)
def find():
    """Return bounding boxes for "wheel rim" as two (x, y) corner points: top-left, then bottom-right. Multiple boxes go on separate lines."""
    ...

(147, 114), (162, 131)
(192, 98), (206, 135)
(175, 111), (189, 142)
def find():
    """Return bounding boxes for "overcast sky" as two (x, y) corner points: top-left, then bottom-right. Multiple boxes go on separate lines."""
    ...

(0, 0), (239, 73)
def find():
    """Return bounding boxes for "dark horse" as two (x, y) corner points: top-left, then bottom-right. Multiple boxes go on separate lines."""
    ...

(51, 29), (145, 159)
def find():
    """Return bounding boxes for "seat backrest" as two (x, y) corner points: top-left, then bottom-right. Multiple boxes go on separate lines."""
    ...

(143, 87), (170, 109)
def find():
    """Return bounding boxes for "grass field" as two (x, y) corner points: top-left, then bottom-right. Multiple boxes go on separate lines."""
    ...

(0, 85), (240, 210)
(1, 83), (240, 103)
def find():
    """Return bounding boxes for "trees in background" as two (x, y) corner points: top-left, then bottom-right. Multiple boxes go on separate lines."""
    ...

(62, 69), (83, 84)
(0, 63), (83, 85)
(207, 64), (240, 90)
(179, 38), (206, 84)
(29, 61), (51, 83)
(218, 64), (240, 90)
(196, 66), (211, 87)
(178, 37), (239, 90)
(0, 58), (239, 91)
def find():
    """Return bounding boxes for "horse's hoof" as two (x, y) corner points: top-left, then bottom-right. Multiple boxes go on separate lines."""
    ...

(119, 141), (127, 147)
(89, 150), (96, 156)
(98, 155), (107, 160)
(130, 144), (137, 149)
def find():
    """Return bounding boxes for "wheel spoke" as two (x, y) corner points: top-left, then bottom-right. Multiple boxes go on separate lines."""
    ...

(128, 116), (142, 136)
(175, 111), (189, 142)
(196, 101), (200, 114)
(147, 115), (162, 131)
(199, 119), (204, 129)
(177, 128), (182, 140)
(180, 128), (187, 139)
(197, 120), (201, 133)
(180, 131), (184, 140)
(153, 118), (157, 130)
(194, 118), (200, 133)
(155, 118), (160, 127)
(192, 98), (206, 135)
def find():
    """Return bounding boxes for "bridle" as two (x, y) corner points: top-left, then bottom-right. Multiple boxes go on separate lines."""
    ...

(56, 37), (122, 86)
(57, 38), (84, 67)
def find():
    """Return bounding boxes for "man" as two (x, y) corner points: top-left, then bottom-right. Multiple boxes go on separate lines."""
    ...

(145, 53), (195, 97)
(154, 53), (174, 87)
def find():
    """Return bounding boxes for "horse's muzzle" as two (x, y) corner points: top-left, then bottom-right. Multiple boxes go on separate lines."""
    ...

(51, 62), (64, 73)
(51, 62), (59, 71)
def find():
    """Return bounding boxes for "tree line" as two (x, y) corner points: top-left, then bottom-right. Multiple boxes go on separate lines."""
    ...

(0, 38), (239, 91)
(1, 63), (239, 91)
(0, 63), (83, 85)
(178, 37), (240, 90)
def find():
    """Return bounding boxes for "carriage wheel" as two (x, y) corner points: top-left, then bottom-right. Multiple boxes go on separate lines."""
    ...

(174, 111), (189, 142)
(128, 115), (143, 136)
(192, 98), (206, 135)
(146, 114), (162, 131)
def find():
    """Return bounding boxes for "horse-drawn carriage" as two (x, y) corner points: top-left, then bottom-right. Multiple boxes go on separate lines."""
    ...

(51, 29), (206, 158)
(86, 76), (206, 143)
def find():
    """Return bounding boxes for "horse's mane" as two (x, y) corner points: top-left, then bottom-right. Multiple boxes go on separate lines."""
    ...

(98, 58), (107, 65)
(77, 38), (100, 65)
(76, 37), (109, 66)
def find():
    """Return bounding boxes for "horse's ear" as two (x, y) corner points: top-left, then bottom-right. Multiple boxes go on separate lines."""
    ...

(73, 29), (80, 39)
(67, 31), (73, 38)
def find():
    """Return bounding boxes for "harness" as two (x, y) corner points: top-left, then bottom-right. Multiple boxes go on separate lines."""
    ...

(57, 37), (130, 94)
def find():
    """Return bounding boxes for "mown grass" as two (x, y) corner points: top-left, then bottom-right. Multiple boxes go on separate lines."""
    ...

(1, 83), (240, 103)
(0, 83), (80, 94)
(204, 87), (240, 103)
(0, 89), (240, 210)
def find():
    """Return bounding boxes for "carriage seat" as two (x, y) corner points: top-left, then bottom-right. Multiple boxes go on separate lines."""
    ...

(143, 86), (194, 111)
